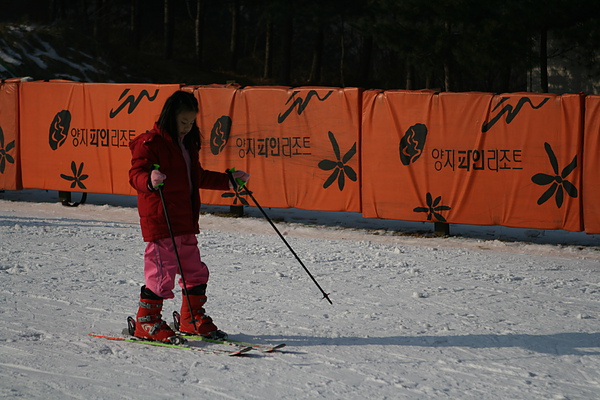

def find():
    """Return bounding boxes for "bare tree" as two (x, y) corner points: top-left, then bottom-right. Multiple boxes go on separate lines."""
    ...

(92, 0), (110, 44)
(278, 12), (293, 85)
(164, 0), (174, 60)
(539, 27), (549, 93)
(194, 0), (206, 66)
(358, 34), (373, 87)
(308, 23), (324, 84)
(130, 0), (141, 49)
(263, 18), (273, 79)
(49, 0), (66, 21)
(229, 0), (240, 72)
(339, 16), (345, 87)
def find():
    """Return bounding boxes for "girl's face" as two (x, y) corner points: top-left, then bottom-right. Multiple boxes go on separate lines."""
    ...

(177, 110), (197, 138)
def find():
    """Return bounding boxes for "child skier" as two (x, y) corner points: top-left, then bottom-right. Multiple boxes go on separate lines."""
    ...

(128, 90), (249, 343)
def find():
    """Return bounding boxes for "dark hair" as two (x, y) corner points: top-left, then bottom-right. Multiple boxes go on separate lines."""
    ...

(157, 90), (201, 150)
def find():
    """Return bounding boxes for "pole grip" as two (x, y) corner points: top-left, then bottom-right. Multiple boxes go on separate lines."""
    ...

(152, 164), (164, 189)
(226, 167), (246, 190)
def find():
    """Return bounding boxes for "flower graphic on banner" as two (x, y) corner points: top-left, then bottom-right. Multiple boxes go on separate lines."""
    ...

(0, 126), (16, 173)
(221, 187), (251, 206)
(318, 131), (357, 191)
(413, 193), (451, 222)
(60, 161), (89, 189)
(531, 142), (578, 208)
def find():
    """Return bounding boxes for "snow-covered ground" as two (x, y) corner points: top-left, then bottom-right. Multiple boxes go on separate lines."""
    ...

(1, 189), (599, 399)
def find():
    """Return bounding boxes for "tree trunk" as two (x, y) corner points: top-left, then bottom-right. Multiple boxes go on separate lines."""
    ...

(263, 19), (273, 79)
(164, 0), (174, 60)
(279, 14), (293, 85)
(229, 0), (240, 72)
(444, 62), (451, 91)
(195, 0), (205, 67)
(93, 0), (109, 44)
(540, 27), (548, 93)
(308, 24), (324, 84)
(130, 0), (141, 49)
(339, 17), (345, 87)
(49, 0), (65, 22)
(443, 21), (451, 91)
(406, 58), (413, 90)
(358, 34), (373, 87)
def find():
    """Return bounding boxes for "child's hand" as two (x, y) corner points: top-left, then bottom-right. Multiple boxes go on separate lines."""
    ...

(150, 169), (167, 189)
(229, 170), (250, 190)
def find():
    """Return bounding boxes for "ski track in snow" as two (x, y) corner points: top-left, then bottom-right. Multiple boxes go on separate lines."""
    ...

(0, 190), (599, 399)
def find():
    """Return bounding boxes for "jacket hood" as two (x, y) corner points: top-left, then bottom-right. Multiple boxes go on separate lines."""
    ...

(129, 123), (173, 151)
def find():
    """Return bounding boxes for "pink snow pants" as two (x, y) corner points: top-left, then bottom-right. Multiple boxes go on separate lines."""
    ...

(143, 234), (209, 299)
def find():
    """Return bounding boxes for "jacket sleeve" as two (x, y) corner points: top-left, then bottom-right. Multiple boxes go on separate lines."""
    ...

(197, 164), (230, 191)
(129, 134), (156, 193)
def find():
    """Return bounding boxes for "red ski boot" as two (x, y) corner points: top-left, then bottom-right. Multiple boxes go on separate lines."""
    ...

(178, 285), (227, 339)
(133, 287), (177, 343)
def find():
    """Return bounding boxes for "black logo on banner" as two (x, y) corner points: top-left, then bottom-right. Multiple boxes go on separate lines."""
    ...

(49, 110), (72, 150)
(0, 126), (16, 173)
(109, 89), (159, 118)
(399, 123), (428, 165)
(482, 97), (550, 132)
(531, 142), (578, 208)
(278, 90), (333, 123)
(60, 161), (89, 189)
(318, 131), (357, 191)
(210, 116), (232, 155)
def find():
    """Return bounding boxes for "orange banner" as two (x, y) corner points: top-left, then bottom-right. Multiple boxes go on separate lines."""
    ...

(196, 86), (362, 212)
(19, 81), (181, 195)
(10, 81), (592, 232)
(0, 79), (22, 190)
(362, 90), (583, 231)
(583, 95), (600, 234)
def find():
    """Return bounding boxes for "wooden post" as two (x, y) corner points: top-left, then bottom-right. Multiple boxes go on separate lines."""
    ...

(229, 205), (244, 217)
(58, 191), (71, 204)
(434, 222), (450, 236)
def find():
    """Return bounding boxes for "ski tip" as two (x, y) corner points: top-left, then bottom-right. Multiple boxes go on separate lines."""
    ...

(266, 343), (287, 352)
(230, 346), (253, 356)
(89, 333), (123, 341)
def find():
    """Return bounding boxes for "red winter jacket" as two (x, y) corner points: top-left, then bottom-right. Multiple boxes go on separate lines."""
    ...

(129, 123), (229, 242)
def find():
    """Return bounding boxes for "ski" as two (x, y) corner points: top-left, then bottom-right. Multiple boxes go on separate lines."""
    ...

(179, 334), (286, 353)
(172, 311), (286, 353)
(88, 333), (252, 356)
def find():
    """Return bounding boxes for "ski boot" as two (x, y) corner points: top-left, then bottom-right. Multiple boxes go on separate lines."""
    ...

(132, 286), (179, 344)
(177, 284), (228, 340)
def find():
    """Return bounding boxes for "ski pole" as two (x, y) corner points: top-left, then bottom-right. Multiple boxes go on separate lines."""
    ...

(153, 164), (199, 331)
(227, 168), (333, 305)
